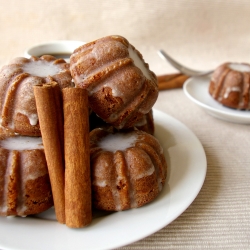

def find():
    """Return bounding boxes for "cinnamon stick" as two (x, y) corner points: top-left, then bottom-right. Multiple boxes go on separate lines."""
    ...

(63, 87), (92, 228)
(157, 73), (189, 90)
(33, 82), (65, 224)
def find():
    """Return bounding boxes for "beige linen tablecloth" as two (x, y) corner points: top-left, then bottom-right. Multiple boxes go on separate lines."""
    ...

(0, 0), (249, 249)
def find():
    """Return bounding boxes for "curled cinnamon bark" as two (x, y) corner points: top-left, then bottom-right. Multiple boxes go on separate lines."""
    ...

(63, 87), (92, 228)
(157, 73), (189, 90)
(33, 82), (65, 224)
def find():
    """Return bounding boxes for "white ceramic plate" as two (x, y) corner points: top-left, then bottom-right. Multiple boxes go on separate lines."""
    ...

(0, 109), (207, 250)
(183, 76), (250, 124)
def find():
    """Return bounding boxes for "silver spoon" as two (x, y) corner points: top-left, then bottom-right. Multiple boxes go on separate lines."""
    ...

(157, 49), (213, 77)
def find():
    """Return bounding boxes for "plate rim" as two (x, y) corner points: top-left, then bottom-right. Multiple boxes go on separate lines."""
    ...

(0, 109), (207, 250)
(183, 77), (250, 123)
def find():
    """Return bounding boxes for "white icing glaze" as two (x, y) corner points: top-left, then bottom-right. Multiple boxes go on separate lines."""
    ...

(0, 136), (43, 151)
(21, 153), (47, 181)
(223, 86), (241, 99)
(21, 60), (62, 77)
(134, 115), (147, 127)
(16, 204), (27, 215)
(72, 43), (152, 100)
(128, 45), (151, 80)
(93, 180), (107, 187)
(158, 178), (163, 192)
(13, 76), (40, 126)
(0, 151), (14, 214)
(98, 132), (138, 152)
(27, 113), (38, 126)
(111, 187), (122, 211)
(229, 63), (250, 72)
(134, 164), (155, 180)
(15, 108), (38, 126)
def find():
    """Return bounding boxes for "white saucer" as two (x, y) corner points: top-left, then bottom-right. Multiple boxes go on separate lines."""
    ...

(183, 77), (250, 124)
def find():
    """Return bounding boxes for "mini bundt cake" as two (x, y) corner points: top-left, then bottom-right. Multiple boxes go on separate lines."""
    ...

(0, 132), (53, 216)
(89, 109), (154, 135)
(209, 62), (250, 110)
(0, 55), (73, 136)
(70, 35), (158, 129)
(90, 128), (167, 211)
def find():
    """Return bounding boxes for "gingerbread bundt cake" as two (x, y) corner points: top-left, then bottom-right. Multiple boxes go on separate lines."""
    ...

(70, 35), (158, 129)
(0, 132), (53, 216)
(209, 62), (250, 110)
(0, 55), (73, 136)
(90, 128), (167, 211)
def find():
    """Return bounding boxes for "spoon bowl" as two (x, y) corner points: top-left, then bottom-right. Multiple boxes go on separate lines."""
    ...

(157, 49), (213, 77)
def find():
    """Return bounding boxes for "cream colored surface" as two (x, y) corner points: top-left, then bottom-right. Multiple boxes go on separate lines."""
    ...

(0, 0), (249, 249)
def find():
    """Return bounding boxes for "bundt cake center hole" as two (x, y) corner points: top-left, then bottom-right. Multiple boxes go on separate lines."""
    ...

(21, 61), (62, 77)
(98, 132), (138, 152)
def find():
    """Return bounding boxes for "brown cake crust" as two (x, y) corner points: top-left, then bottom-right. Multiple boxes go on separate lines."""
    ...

(0, 55), (73, 136)
(70, 35), (158, 129)
(133, 109), (154, 135)
(209, 62), (250, 110)
(89, 128), (167, 211)
(0, 132), (53, 216)
(89, 109), (154, 135)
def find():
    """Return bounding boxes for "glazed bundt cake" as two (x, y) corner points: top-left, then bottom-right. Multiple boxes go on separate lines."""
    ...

(70, 35), (158, 129)
(90, 128), (167, 211)
(0, 55), (73, 136)
(0, 132), (53, 216)
(209, 62), (250, 110)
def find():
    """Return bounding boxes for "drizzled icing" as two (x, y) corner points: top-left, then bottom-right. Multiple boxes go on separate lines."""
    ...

(14, 111), (38, 126)
(21, 60), (62, 77)
(0, 136), (43, 150)
(98, 132), (138, 152)
(128, 45), (151, 80)
(72, 42), (153, 98)
(27, 113), (38, 126)
(132, 164), (155, 180)
(134, 115), (147, 127)
(223, 86), (241, 99)
(69, 37), (158, 130)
